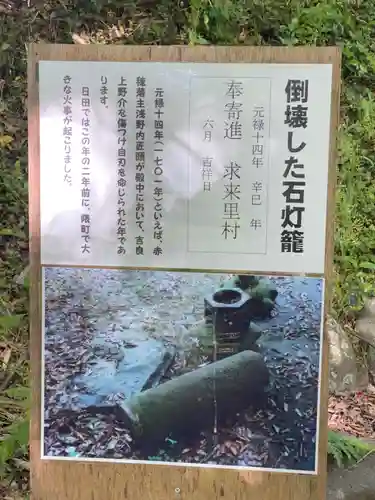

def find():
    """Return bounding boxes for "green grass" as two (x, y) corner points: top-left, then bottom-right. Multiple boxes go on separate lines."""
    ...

(1, 0), (375, 495)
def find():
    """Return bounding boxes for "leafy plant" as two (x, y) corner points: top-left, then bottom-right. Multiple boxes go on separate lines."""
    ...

(327, 430), (375, 468)
(0, 386), (30, 480)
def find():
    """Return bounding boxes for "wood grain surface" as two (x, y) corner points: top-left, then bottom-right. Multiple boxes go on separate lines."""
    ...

(28, 44), (341, 500)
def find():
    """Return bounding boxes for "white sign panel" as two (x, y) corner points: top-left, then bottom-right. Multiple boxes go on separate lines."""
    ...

(38, 61), (332, 273)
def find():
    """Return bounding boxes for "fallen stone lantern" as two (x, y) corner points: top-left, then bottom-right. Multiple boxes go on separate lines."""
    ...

(204, 287), (252, 359)
(115, 350), (269, 445)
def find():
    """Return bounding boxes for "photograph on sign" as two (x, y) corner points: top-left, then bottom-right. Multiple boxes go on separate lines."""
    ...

(38, 61), (332, 275)
(42, 267), (324, 473)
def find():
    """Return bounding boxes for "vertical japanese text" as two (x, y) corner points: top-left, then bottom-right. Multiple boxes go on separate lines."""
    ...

(63, 75), (73, 186)
(281, 79), (309, 254)
(117, 76), (128, 255)
(153, 87), (164, 256)
(135, 76), (146, 256)
(80, 85), (91, 254)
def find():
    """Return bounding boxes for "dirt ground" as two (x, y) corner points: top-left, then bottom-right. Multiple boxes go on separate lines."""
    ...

(327, 453), (375, 499)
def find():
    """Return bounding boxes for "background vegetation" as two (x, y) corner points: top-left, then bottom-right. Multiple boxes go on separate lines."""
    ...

(1, 0), (374, 496)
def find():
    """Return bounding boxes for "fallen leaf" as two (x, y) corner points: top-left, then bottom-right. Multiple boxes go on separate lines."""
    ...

(0, 135), (13, 148)
(0, 344), (12, 368)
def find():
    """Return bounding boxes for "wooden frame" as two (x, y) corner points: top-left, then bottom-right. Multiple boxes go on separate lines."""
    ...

(28, 44), (341, 500)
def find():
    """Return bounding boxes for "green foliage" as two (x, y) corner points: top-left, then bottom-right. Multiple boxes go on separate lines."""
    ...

(327, 430), (375, 468)
(0, 158), (29, 492)
(0, 387), (30, 480)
